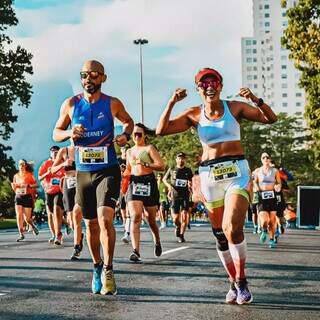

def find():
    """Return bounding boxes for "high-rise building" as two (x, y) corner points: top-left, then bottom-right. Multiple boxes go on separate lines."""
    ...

(241, 0), (305, 115)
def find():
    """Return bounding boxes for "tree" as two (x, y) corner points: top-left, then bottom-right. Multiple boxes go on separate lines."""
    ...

(0, 0), (33, 180)
(281, 0), (320, 168)
(0, 178), (15, 217)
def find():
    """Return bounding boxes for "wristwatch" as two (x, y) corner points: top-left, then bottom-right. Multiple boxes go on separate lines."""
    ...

(256, 98), (264, 107)
(122, 132), (131, 141)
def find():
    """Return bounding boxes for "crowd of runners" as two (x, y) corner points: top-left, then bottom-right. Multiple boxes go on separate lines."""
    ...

(10, 60), (298, 305)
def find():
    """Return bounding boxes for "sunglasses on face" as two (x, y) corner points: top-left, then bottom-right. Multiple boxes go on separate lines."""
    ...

(134, 132), (143, 138)
(262, 156), (270, 160)
(197, 79), (220, 90)
(80, 71), (103, 80)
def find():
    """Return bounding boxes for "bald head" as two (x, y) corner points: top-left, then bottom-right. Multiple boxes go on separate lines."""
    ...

(81, 60), (105, 74)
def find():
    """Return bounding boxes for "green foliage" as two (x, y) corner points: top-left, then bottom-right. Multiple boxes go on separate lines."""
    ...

(0, 178), (15, 216)
(0, 0), (33, 180)
(281, 0), (320, 168)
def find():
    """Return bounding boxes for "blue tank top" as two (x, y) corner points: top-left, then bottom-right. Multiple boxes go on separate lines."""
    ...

(197, 100), (240, 145)
(71, 93), (118, 171)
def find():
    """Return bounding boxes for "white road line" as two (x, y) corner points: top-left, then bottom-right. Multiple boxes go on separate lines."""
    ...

(161, 246), (189, 256)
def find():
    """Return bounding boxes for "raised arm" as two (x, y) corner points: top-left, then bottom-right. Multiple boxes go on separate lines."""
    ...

(156, 89), (196, 136)
(237, 87), (277, 124)
(112, 97), (134, 146)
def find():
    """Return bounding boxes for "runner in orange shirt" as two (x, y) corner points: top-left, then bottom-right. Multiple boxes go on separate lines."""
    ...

(11, 159), (39, 242)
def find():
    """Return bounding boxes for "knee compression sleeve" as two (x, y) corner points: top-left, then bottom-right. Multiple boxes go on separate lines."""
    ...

(212, 228), (229, 251)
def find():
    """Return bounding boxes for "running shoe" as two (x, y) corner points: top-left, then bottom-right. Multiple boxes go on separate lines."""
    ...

(65, 224), (72, 235)
(48, 236), (55, 243)
(257, 226), (262, 234)
(91, 262), (103, 294)
(253, 226), (258, 234)
(225, 282), (237, 304)
(71, 245), (82, 261)
(33, 226), (39, 236)
(178, 234), (186, 243)
(235, 279), (253, 305)
(160, 222), (166, 230)
(16, 234), (25, 242)
(100, 268), (117, 295)
(129, 250), (141, 262)
(121, 233), (130, 244)
(154, 242), (162, 257)
(259, 231), (267, 243)
(175, 226), (181, 238)
(54, 239), (62, 246)
(269, 239), (276, 248)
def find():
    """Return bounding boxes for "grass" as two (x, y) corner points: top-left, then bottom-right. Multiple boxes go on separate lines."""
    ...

(0, 218), (17, 229)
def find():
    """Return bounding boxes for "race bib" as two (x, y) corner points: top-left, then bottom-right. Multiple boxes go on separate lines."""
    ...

(66, 177), (77, 189)
(16, 187), (27, 195)
(210, 161), (241, 182)
(261, 190), (275, 200)
(276, 195), (282, 202)
(50, 178), (60, 186)
(132, 183), (151, 197)
(79, 147), (108, 165)
(175, 179), (188, 187)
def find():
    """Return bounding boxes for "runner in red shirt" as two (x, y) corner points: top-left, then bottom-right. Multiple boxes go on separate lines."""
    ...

(38, 146), (65, 245)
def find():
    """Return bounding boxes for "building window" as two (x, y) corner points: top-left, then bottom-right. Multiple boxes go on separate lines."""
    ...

(264, 4), (269, 9)
(282, 21), (288, 27)
(253, 49), (257, 54)
(281, 55), (287, 60)
(247, 66), (252, 71)
(247, 75), (253, 80)
(254, 84), (258, 89)
(252, 40), (257, 45)
(282, 93), (288, 98)
(282, 12), (286, 17)
(281, 74), (287, 79)
(296, 102), (301, 107)
(246, 58), (252, 63)
(253, 75), (258, 80)
(296, 92), (302, 97)
(265, 22), (270, 27)
(259, 4), (263, 10)
(253, 58), (257, 62)
(245, 40), (251, 45)
(283, 102), (288, 107)
(253, 66), (257, 71)
(282, 83), (288, 88)
(265, 13), (270, 18)
(281, 65), (287, 69)
(245, 49), (251, 54)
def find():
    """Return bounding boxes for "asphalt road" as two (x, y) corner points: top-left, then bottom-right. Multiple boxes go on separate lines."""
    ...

(0, 224), (319, 320)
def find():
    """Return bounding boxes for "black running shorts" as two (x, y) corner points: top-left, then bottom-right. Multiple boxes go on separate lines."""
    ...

(76, 165), (121, 220)
(15, 194), (33, 208)
(171, 197), (190, 214)
(62, 177), (76, 212)
(45, 192), (64, 213)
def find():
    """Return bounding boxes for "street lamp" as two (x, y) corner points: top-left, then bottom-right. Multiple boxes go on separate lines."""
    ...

(133, 38), (148, 124)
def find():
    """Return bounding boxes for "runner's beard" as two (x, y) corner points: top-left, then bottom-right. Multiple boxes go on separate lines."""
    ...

(83, 82), (101, 94)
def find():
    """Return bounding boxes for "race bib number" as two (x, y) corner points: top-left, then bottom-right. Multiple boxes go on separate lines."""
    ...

(210, 161), (241, 182)
(175, 179), (187, 187)
(16, 187), (27, 195)
(66, 177), (77, 189)
(132, 183), (151, 197)
(276, 195), (282, 202)
(50, 178), (60, 186)
(261, 190), (275, 200)
(79, 147), (108, 165)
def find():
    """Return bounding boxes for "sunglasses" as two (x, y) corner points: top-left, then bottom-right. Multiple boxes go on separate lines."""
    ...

(197, 79), (221, 90)
(134, 132), (143, 138)
(262, 156), (270, 160)
(80, 71), (103, 79)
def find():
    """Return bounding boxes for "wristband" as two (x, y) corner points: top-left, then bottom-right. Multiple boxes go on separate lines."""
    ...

(256, 98), (264, 107)
(122, 132), (131, 141)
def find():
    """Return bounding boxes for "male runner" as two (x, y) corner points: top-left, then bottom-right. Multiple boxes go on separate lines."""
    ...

(53, 60), (134, 295)
(163, 152), (193, 242)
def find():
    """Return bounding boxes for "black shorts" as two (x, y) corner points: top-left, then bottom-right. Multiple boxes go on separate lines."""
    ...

(126, 173), (159, 207)
(160, 201), (170, 210)
(171, 197), (190, 214)
(276, 191), (286, 217)
(45, 192), (64, 213)
(63, 177), (76, 212)
(258, 191), (278, 212)
(76, 165), (121, 220)
(15, 194), (33, 208)
(250, 203), (258, 214)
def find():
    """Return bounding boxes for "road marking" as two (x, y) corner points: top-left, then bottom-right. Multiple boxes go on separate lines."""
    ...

(161, 246), (189, 256)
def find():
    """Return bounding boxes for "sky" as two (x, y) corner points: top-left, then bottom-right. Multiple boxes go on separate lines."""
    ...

(7, 0), (253, 168)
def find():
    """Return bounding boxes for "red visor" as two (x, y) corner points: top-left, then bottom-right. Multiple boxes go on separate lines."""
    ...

(195, 68), (223, 84)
